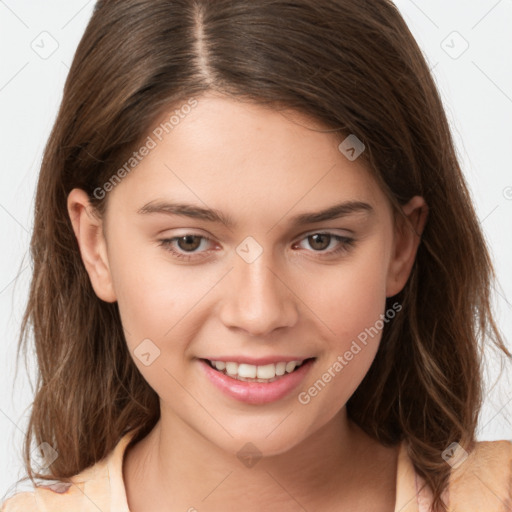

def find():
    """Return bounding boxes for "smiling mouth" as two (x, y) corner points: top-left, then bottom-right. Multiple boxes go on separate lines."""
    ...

(202, 357), (316, 383)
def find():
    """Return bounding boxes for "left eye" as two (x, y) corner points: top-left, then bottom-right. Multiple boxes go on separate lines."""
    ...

(292, 233), (354, 254)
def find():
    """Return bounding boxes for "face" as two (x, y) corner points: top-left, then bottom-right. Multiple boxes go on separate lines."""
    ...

(69, 93), (426, 458)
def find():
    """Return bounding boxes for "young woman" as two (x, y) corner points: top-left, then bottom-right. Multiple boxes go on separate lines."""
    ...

(2, 1), (511, 511)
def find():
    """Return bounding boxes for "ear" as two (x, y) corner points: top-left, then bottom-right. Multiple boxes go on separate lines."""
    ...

(386, 196), (428, 297)
(67, 188), (117, 302)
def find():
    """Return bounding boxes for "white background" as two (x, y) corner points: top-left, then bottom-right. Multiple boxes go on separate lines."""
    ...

(1, 0), (511, 499)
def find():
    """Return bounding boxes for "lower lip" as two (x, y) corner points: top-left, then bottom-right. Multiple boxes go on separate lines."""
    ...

(198, 358), (315, 405)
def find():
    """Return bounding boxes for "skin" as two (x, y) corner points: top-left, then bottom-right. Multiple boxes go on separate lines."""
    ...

(68, 93), (428, 511)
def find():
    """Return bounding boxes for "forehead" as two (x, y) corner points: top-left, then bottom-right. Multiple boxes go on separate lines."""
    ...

(106, 94), (389, 222)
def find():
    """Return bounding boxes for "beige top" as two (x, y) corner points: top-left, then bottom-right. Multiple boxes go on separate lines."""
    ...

(2, 433), (512, 511)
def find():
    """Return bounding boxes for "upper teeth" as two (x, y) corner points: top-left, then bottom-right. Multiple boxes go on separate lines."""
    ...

(210, 360), (304, 379)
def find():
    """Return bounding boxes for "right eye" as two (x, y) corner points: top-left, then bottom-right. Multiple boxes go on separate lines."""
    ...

(158, 234), (216, 261)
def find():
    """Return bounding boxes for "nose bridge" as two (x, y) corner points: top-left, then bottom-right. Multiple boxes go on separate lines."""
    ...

(219, 238), (298, 335)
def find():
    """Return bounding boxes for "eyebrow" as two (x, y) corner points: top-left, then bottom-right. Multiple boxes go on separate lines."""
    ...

(137, 200), (373, 228)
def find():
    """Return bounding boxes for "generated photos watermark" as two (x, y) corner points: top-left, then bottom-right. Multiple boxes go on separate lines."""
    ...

(338, 134), (365, 161)
(441, 441), (469, 469)
(93, 97), (198, 200)
(297, 301), (402, 405)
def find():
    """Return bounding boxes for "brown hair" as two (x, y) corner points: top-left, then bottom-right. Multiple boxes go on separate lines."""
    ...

(17, 1), (510, 511)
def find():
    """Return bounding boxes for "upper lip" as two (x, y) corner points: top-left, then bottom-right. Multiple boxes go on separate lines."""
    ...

(201, 356), (314, 365)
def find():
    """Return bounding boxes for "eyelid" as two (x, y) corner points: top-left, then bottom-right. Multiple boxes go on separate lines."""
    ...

(293, 227), (354, 241)
(156, 227), (213, 238)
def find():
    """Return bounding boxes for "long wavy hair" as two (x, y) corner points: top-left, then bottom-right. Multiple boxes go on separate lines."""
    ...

(16, 1), (510, 511)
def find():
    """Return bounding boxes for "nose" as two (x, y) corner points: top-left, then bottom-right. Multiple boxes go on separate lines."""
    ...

(218, 249), (299, 337)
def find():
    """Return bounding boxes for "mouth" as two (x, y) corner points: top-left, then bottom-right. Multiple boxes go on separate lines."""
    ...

(199, 357), (317, 404)
(201, 357), (316, 383)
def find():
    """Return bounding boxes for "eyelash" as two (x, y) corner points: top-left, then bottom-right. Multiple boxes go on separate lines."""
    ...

(158, 232), (355, 262)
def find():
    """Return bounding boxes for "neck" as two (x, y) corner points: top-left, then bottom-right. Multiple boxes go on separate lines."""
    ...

(124, 406), (397, 511)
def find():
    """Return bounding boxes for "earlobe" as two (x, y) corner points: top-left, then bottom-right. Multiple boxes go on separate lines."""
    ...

(386, 196), (428, 298)
(67, 188), (117, 303)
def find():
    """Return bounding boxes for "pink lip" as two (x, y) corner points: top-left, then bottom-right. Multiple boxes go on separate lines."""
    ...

(201, 355), (310, 365)
(198, 358), (315, 405)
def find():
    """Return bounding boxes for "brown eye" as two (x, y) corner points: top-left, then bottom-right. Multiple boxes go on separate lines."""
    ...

(292, 232), (355, 258)
(159, 234), (214, 261)
(307, 233), (331, 251)
(176, 235), (202, 252)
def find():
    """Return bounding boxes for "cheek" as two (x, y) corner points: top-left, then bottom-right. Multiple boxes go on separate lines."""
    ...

(296, 238), (391, 416)
(105, 235), (188, 343)
(107, 245), (216, 393)
(107, 236), (226, 357)
(306, 237), (391, 344)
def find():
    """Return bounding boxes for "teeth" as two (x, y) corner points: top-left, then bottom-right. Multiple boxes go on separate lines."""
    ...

(285, 361), (298, 373)
(225, 362), (238, 376)
(257, 364), (275, 379)
(238, 363), (257, 379)
(209, 359), (306, 381)
(275, 362), (286, 376)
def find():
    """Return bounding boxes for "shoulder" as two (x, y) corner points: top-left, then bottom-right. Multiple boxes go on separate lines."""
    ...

(1, 431), (135, 512)
(1, 481), (79, 511)
(447, 438), (512, 510)
(1, 463), (109, 512)
(1, 491), (38, 511)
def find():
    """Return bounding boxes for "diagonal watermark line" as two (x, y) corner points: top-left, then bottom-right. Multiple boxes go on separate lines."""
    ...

(406, 0), (440, 29)
(122, 325), (133, 338)
(61, 0), (94, 29)
(1, 410), (105, 511)
(201, 471), (234, 502)
(0, 408), (26, 437)
(1, 406), (104, 511)
(496, 289), (512, 309)
(478, 204), (500, 225)
(397, 492), (421, 512)
(266, 163), (337, 234)
(472, 61), (512, 105)
(2, 354), (105, 511)
(429, 62), (439, 73)
(163, 267), (233, 337)
(0, 62), (29, 92)
(266, 267), (336, 336)
(0, 265), (28, 296)
(473, 471), (510, 509)
(265, 410), (294, 438)
(476, 395), (512, 435)
(164, 163), (234, 234)
(500, 409), (512, 429)
(265, 470), (309, 511)
(163, 367), (234, 438)
(0, 1), (29, 28)
(0, 203), (29, 233)
(68, 482), (105, 512)
(472, 0), (504, 30)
